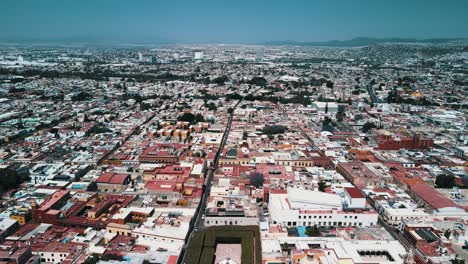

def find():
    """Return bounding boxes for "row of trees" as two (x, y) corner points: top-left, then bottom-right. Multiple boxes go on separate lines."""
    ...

(177, 113), (205, 124)
(0, 67), (197, 83)
(322, 117), (334, 132)
(250, 172), (265, 188)
(361, 122), (378, 133)
(86, 123), (112, 135)
(242, 92), (312, 106)
(387, 89), (439, 106)
(204, 102), (218, 111)
(83, 253), (124, 264)
(0, 168), (29, 194)
(435, 174), (457, 188)
(71, 91), (93, 101)
(262, 125), (288, 135)
(305, 225), (321, 237)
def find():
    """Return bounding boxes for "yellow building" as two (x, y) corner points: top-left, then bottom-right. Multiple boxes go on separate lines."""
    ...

(10, 210), (31, 225)
(106, 222), (133, 237)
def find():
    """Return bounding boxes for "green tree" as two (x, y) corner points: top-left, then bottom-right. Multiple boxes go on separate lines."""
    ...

(444, 229), (451, 240)
(87, 123), (112, 135)
(250, 172), (265, 188)
(318, 181), (326, 192)
(100, 254), (124, 261)
(451, 255), (464, 264)
(305, 225), (321, 237)
(322, 117), (335, 133)
(362, 122), (377, 133)
(205, 102), (218, 111)
(262, 125), (287, 135)
(177, 113), (204, 124)
(71, 91), (92, 101)
(212, 75), (228, 85)
(336, 111), (344, 122)
(82, 253), (99, 264)
(0, 168), (29, 194)
(247, 76), (267, 86)
(435, 174), (456, 188)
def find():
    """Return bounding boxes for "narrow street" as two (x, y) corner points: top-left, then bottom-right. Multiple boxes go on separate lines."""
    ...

(180, 99), (242, 263)
(97, 112), (156, 165)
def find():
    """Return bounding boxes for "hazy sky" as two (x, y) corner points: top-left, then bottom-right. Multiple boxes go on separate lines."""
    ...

(1, 0), (467, 43)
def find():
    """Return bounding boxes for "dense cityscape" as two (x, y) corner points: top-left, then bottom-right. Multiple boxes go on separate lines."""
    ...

(0, 41), (466, 264)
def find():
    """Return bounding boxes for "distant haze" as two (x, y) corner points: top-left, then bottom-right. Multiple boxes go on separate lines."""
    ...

(1, 0), (467, 44)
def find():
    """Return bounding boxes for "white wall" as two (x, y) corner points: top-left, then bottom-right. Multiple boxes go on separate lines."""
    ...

(270, 207), (378, 228)
(39, 252), (69, 264)
(343, 191), (366, 209)
(204, 216), (259, 226)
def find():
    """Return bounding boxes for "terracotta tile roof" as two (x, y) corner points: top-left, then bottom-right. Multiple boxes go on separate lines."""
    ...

(96, 172), (130, 185)
(345, 187), (365, 198)
(410, 183), (459, 210)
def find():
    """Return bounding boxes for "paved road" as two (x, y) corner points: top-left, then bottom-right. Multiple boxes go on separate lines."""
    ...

(180, 99), (242, 263)
(366, 81), (381, 104)
(97, 112), (156, 165)
(194, 100), (241, 230)
(370, 202), (422, 261)
(279, 102), (420, 260)
(179, 96), (428, 263)
(0, 106), (96, 147)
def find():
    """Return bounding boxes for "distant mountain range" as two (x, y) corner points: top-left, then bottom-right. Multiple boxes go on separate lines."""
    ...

(261, 37), (468, 47)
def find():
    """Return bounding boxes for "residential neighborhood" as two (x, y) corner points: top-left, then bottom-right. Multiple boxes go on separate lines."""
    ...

(0, 40), (467, 264)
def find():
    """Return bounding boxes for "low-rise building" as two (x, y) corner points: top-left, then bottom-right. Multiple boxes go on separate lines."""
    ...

(268, 188), (378, 228)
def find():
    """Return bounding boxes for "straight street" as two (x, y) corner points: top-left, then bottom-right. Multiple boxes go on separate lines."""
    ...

(180, 99), (242, 263)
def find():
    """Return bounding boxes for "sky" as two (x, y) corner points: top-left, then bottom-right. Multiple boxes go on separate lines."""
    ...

(1, 0), (467, 44)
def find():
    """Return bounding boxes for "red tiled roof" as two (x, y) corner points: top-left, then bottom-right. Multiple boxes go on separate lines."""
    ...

(96, 172), (130, 185)
(167, 255), (179, 264)
(270, 189), (288, 194)
(145, 180), (181, 192)
(108, 174), (130, 184)
(40, 241), (84, 253)
(39, 190), (70, 211)
(410, 184), (459, 210)
(345, 187), (365, 199)
(144, 164), (191, 178)
(10, 223), (40, 237)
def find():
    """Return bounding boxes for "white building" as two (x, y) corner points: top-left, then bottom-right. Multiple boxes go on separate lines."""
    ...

(269, 188), (378, 228)
(455, 146), (468, 159)
(312, 101), (339, 113)
(204, 189), (259, 227)
(204, 215), (259, 227)
(37, 242), (84, 264)
(343, 187), (366, 209)
(0, 218), (19, 241)
(194, 51), (204, 60)
(29, 163), (65, 185)
(263, 237), (406, 263)
(382, 207), (429, 227)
